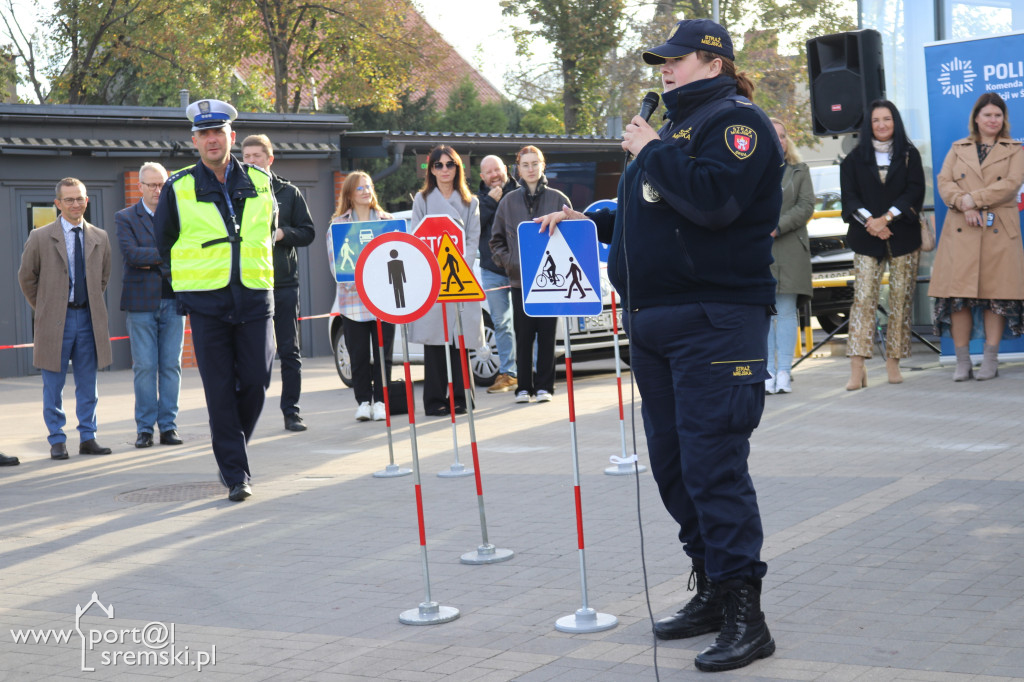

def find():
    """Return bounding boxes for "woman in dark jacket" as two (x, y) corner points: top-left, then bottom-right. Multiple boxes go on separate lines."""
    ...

(840, 99), (925, 389)
(489, 145), (571, 403)
(766, 118), (814, 394)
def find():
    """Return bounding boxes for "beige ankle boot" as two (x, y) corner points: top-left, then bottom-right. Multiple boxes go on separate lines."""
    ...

(975, 344), (1000, 380)
(886, 358), (903, 384)
(846, 356), (867, 391)
(952, 346), (973, 381)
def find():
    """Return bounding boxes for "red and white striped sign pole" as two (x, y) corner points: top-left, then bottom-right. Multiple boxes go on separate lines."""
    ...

(604, 291), (646, 476)
(437, 303), (473, 478)
(454, 304), (513, 564)
(354, 231), (457, 625)
(555, 317), (618, 633)
(373, 317), (411, 478)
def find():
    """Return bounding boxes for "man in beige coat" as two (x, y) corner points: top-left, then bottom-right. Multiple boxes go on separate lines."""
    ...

(18, 178), (114, 459)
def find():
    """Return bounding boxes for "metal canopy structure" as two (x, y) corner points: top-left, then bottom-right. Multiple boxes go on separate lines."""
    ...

(341, 130), (624, 163)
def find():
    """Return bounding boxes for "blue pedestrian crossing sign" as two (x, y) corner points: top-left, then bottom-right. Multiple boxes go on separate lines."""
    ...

(328, 219), (406, 282)
(518, 219), (602, 317)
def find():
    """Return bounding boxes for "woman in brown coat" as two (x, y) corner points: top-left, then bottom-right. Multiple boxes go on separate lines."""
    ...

(930, 92), (1024, 381)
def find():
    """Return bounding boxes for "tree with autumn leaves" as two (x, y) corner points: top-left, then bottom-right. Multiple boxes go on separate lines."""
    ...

(503, 0), (856, 143)
(0, 0), (434, 112)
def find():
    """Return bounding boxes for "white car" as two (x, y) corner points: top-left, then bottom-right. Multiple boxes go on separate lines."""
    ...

(328, 211), (628, 388)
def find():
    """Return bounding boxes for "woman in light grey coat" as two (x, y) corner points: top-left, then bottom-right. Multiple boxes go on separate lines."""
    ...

(765, 119), (814, 394)
(408, 145), (482, 416)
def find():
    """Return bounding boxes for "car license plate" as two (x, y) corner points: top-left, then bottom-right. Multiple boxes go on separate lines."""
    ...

(813, 269), (854, 286)
(577, 310), (616, 333)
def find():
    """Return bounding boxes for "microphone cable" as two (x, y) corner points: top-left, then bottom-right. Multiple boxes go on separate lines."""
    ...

(619, 90), (661, 682)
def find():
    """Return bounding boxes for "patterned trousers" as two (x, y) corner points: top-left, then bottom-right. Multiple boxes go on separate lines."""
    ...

(847, 250), (920, 358)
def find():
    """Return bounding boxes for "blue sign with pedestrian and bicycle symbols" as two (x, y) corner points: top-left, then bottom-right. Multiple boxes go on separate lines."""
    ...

(517, 219), (602, 317)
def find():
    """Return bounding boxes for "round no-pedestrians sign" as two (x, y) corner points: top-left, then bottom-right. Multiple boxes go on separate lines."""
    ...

(355, 232), (440, 324)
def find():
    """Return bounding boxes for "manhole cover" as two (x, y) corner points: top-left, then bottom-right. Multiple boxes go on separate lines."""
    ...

(116, 482), (224, 504)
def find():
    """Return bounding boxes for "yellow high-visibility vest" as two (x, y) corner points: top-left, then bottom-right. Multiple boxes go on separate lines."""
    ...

(170, 166), (274, 291)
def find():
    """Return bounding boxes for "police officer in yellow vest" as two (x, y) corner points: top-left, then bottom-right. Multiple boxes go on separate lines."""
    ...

(155, 99), (277, 502)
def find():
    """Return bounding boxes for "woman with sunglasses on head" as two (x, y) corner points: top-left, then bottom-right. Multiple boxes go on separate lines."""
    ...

(408, 145), (483, 416)
(328, 172), (395, 422)
(489, 145), (571, 404)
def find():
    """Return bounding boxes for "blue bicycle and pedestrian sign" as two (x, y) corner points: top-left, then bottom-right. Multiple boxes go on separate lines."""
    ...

(517, 219), (603, 317)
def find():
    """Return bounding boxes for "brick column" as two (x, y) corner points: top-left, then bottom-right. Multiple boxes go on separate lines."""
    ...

(124, 171), (141, 208)
(334, 171), (347, 206)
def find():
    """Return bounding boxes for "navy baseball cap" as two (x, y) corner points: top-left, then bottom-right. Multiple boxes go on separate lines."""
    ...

(642, 19), (734, 64)
(185, 99), (238, 132)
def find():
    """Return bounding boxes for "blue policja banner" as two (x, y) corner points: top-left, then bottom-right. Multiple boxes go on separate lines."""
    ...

(924, 33), (1024, 356)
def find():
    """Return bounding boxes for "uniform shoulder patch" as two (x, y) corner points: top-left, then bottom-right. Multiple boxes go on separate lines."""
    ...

(724, 124), (757, 160)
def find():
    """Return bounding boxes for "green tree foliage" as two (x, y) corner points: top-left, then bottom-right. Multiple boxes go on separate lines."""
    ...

(436, 77), (509, 133)
(335, 91), (439, 213)
(519, 98), (565, 134)
(501, 0), (626, 134)
(670, 0), (856, 148)
(0, 45), (16, 101)
(236, 0), (430, 114)
(3, 0), (434, 112)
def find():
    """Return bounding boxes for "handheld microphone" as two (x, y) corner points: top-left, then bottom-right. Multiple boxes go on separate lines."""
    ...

(624, 92), (662, 169)
(638, 91), (660, 123)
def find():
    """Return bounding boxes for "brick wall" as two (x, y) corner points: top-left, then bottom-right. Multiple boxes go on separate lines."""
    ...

(334, 171), (346, 206)
(122, 171), (197, 368)
(124, 171), (141, 208)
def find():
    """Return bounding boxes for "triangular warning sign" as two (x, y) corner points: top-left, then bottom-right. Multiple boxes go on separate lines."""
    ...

(435, 233), (485, 302)
(524, 229), (600, 306)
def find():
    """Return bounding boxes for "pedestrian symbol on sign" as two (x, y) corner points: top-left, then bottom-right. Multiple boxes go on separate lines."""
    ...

(433, 233), (485, 302)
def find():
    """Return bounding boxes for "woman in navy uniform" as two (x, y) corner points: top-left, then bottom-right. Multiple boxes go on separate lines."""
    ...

(539, 19), (780, 673)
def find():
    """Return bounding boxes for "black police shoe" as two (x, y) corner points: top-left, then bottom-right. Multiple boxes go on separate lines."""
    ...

(654, 564), (724, 640)
(79, 439), (113, 455)
(228, 482), (252, 502)
(284, 414), (307, 432)
(694, 579), (775, 673)
(160, 430), (183, 445)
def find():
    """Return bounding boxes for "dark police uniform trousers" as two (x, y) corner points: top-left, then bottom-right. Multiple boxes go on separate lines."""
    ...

(188, 290), (274, 486)
(625, 301), (770, 582)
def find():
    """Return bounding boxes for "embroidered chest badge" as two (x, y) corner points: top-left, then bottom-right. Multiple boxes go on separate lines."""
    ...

(642, 180), (661, 203)
(725, 124), (757, 159)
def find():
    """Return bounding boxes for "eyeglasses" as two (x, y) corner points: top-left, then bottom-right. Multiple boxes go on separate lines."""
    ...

(432, 161), (458, 170)
(60, 197), (87, 205)
(140, 182), (165, 191)
(356, 184), (373, 192)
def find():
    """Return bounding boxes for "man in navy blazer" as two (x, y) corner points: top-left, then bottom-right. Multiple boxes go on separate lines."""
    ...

(116, 162), (186, 449)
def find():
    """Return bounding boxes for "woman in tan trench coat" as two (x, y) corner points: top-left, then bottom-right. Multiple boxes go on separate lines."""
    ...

(930, 92), (1024, 381)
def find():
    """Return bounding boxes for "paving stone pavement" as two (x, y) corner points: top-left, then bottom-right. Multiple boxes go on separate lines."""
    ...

(1, 347), (1023, 681)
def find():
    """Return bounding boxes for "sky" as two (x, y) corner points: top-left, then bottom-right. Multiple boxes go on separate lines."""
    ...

(416, 0), (536, 99)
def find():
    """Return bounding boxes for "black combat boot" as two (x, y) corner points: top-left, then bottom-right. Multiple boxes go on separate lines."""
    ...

(694, 578), (775, 672)
(653, 563), (724, 640)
